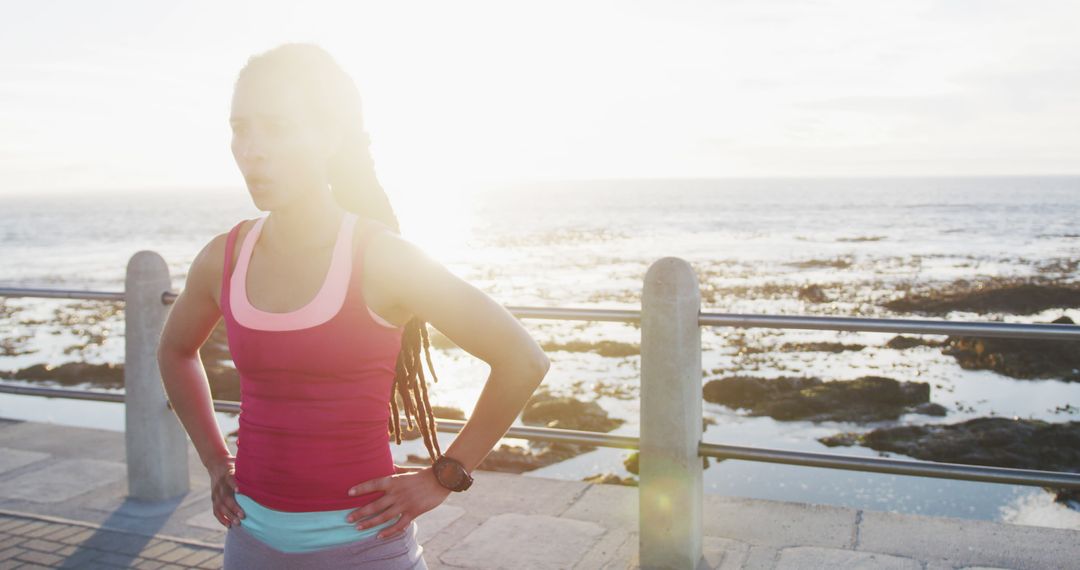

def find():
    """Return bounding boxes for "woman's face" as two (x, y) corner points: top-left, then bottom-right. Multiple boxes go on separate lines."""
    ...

(229, 74), (335, 210)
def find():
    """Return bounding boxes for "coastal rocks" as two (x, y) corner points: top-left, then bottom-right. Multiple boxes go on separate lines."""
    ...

(703, 375), (946, 422)
(51, 300), (123, 356)
(521, 386), (626, 432)
(395, 405), (466, 441)
(778, 341), (865, 353)
(404, 387), (627, 474)
(788, 257), (853, 270)
(433, 328), (641, 358)
(1, 361), (124, 388)
(818, 417), (1080, 505)
(1, 331), (35, 356)
(540, 339), (640, 357)
(2, 359), (240, 402)
(836, 235), (885, 242)
(941, 316), (1080, 381)
(882, 278), (1080, 315)
(566, 378), (637, 400)
(886, 335), (943, 350)
(701, 280), (835, 306)
(431, 405), (466, 420)
(406, 441), (587, 474)
(1, 321), (243, 399)
(797, 284), (831, 303)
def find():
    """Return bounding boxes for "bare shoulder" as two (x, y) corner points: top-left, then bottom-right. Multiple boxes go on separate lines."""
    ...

(357, 219), (437, 287)
(353, 217), (550, 370)
(351, 218), (428, 323)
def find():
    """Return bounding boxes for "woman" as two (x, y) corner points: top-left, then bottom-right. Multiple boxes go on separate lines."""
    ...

(157, 42), (551, 569)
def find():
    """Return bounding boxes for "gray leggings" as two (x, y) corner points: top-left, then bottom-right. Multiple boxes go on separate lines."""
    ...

(223, 517), (428, 569)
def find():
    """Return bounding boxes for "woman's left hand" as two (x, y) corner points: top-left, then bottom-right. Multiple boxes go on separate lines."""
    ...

(345, 464), (452, 539)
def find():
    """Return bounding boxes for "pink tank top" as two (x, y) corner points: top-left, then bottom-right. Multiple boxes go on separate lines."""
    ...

(221, 211), (406, 512)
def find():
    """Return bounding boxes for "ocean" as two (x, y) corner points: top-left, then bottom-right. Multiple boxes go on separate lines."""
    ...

(2, 175), (1079, 529)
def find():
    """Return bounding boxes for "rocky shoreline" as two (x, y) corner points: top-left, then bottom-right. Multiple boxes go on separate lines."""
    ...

(819, 417), (1080, 506)
(939, 315), (1080, 381)
(1, 276), (1077, 500)
(404, 384), (628, 475)
(703, 375), (947, 422)
(882, 278), (1080, 316)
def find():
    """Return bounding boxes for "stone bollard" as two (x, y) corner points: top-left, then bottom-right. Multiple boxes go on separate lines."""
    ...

(125, 250), (189, 501)
(640, 257), (705, 570)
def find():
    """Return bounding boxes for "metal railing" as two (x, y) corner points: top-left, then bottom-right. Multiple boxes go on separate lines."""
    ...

(2, 253), (1080, 569)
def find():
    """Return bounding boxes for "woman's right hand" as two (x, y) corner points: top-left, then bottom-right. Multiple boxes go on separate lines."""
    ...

(207, 455), (245, 528)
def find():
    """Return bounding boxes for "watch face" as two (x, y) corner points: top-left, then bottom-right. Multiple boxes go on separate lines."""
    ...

(437, 457), (468, 489)
(447, 469), (464, 487)
(439, 462), (463, 487)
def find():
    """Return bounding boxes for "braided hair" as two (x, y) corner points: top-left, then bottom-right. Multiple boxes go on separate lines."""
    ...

(236, 42), (444, 464)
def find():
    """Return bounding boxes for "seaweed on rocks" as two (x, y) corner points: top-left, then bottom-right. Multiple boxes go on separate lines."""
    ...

(818, 417), (1080, 506)
(886, 335), (944, 350)
(882, 278), (1080, 316)
(703, 375), (947, 422)
(419, 386), (627, 474)
(941, 316), (1080, 381)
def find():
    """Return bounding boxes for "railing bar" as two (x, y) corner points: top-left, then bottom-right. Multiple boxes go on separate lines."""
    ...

(3, 384), (1075, 489)
(0, 288), (125, 302)
(700, 442), (1080, 488)
(699, 313), (1080, 340)
(0, 384), (127, 402)
(4, 287), (1078, 340)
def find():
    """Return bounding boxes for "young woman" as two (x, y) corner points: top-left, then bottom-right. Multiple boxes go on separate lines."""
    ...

(157, 43), (551, 569)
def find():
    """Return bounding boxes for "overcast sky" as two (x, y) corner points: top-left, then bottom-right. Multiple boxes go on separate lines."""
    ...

(2, 0), (1078, 196)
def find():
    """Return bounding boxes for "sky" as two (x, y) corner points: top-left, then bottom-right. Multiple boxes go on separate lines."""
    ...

(1, 0), (1078, 197)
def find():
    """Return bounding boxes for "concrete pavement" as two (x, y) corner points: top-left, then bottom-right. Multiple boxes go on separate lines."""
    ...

(1, 417), (1077, 569)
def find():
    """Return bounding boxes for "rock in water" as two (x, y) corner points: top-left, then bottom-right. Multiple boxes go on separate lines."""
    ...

(942, 316), (1080, 381)
(883, 281), (1080, 315)
(818, 417), (1080, 505)
(703, 375), (941, 423)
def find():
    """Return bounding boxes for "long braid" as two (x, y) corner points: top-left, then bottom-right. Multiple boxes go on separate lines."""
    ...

(417, 324), (442, 456)
(388, 317), (443, 462)
(389, 351), (406, 443)
(238, 42), (447, 466)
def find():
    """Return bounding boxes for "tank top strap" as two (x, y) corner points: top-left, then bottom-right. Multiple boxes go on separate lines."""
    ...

(221, 219), (250, 308)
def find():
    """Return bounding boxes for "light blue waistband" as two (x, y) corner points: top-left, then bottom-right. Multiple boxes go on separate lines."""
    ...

(234, 492), (400, 553)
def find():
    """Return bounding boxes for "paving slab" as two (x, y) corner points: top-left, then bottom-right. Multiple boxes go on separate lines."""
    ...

(703, 493), (859, 550)
(1, 416), (1079, 569)
(439, 512), (607, 569)
(0, 509), (222, 569)
(701, 536), (752, 569)
(0, 458), (126, 503)
(0, 447), (49, 474)
(857, 507), (1080, 570)
(774, 545), (921, 569)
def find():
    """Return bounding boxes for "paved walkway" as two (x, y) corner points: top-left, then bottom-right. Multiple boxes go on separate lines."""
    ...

(0, 510), (221, 569)
(1, 416), (1079, 569)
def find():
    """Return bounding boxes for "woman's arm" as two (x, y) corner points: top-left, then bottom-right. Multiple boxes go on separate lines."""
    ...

(156, 235), (232, 471)
(158, 235), (248, 528)
(366, 231), (552, 475)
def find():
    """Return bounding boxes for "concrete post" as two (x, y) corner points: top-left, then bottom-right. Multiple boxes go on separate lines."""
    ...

(640, 257), (704, 570)
(125, 250), (189, 501)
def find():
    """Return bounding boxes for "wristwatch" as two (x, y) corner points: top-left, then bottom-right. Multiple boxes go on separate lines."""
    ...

(432, 454), (473, 492)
